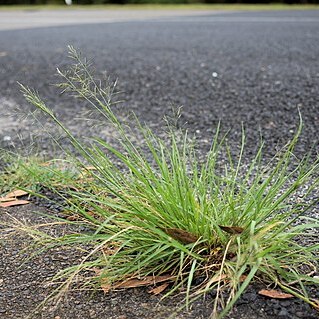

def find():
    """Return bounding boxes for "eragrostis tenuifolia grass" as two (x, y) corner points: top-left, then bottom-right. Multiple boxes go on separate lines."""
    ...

(3, 46), (319, 318)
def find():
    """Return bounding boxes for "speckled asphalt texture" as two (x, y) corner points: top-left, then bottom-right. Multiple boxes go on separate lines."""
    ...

(0, 9), (319, 319)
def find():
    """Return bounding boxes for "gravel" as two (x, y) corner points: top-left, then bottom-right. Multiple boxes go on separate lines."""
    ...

(0, 9), (319, 319)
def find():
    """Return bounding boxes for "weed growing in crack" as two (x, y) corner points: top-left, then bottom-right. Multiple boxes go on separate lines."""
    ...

(2, 46), (319, 318)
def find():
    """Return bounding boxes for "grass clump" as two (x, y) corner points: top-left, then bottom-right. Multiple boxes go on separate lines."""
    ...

(0, 154), (79, 194)
(4, 46), (319, 318)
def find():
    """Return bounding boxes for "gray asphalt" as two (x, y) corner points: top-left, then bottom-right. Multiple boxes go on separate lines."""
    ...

(0, 9), (218, 31)
(1, 9), (318, 160)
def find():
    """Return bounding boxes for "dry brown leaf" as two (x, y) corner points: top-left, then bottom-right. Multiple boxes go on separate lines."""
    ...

(162, 227), (199, 244)
(114, 275), (174, 289)
(148, 282), (170, 295)
(258, 289), (294, 299)
(0, 200), (30, 208)
(94, 267), (175, 294)
(218, 225), (244, 234)
(0, 197), (16, 203)
(5, 190), (29, 198)
(66, 215), (80, 221)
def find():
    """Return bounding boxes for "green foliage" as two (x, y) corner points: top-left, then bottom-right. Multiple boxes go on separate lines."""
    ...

(5, 46), (319, 318)
(0, 154), (79, 194)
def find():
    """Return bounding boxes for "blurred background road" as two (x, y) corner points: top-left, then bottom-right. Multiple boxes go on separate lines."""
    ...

(0, 9), (318, 158)
(0, 9), (218, 30)
(1, 7), (319, 319)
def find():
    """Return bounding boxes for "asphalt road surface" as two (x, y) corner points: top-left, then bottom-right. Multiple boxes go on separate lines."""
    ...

(0, 9), (318, 158)
(0, 8), (219, 31)
(0, 9), (319, 319)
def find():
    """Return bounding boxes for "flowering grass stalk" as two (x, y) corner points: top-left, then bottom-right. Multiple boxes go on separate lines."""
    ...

(3, 46), (318, 318)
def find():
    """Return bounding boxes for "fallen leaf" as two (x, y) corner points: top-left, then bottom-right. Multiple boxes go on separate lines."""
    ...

(162, 228), (199, 244)
(218, 225), (244, 234)
(114, 274), (174, 289)
(5, 190), (29, 198)
(0, 200), (30, 208)
(148, 282), (170, 295)
(95, 267), (175, 293)
(66, 214), (80, 221)
(0, 197), (16, 203)
(258, 289), (294, 299)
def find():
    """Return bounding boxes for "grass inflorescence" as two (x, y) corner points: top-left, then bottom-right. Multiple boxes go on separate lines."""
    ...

(2, 46), (319, 318)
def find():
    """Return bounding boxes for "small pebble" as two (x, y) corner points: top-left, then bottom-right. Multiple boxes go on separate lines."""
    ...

(278, 308), (290, 318)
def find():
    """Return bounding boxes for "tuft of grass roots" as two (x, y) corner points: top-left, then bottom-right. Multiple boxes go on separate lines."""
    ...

(3, 46), (319, 318)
